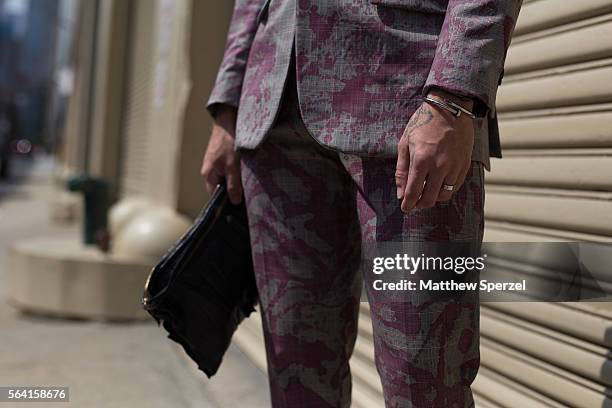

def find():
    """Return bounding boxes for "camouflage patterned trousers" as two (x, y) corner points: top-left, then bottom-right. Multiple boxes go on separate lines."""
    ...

(239, 72), (484, 408)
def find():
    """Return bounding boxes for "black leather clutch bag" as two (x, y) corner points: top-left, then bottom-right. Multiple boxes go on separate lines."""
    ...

(142, 183), (257, 378)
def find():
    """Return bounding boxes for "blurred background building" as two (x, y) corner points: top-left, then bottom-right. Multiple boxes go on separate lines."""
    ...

(1, 0), (612, 407)
(0, 0), (59, 176)
(7, 0), (233, 320)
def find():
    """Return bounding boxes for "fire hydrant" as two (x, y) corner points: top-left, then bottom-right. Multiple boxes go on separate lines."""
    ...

(67, 175), (110, 250)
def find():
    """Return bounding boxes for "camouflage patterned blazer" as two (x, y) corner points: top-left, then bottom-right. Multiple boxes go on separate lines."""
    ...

(207, 0), (522, 169)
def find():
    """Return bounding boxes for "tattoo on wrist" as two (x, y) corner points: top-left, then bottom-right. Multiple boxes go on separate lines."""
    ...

(404, 105), (433, 136)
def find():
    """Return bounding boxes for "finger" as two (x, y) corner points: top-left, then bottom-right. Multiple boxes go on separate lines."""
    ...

(437, 170), (459, 202)
(416, 169), (446, 209)
(454, 161), (473, 194)
(204, 168), (223, 195)
(200, 159), (215, 193)
(395, 140), (410, 199)
(225, 158), (243, 204)
(401, 161), (428, 213)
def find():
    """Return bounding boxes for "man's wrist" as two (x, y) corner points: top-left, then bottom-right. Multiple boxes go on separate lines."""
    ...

(213, 104), (238, 127)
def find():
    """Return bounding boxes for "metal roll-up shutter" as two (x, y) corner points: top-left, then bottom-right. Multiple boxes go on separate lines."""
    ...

(117, 0), (155, 198)
(475, 0), (612, 407)
(233, 1), (612, 406)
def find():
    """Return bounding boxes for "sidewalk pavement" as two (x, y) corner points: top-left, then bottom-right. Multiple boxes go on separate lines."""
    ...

(0, 155), (271, 408)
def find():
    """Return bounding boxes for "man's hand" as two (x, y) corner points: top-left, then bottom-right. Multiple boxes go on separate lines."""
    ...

(395, 90), (475, 213)
(200, 106), (243, 204)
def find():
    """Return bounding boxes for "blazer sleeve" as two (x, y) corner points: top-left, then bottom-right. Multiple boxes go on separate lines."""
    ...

(422, 0), (523, 115)
(206, 0), (268, 117)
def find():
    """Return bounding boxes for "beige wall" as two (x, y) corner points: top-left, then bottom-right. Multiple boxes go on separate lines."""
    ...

(115, 0), (192, 207)
(60, 0), (234, 216)
(145, 0), (192, 207)
(176, 0), (234, 218)
(87, 0), (131, 195)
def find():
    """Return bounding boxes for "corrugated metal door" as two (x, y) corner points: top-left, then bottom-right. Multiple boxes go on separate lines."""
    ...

(234, 1), (612, 406)
(475, 0), (612, 407)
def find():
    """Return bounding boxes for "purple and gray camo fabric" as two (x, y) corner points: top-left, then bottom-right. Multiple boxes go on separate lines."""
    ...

(241, 75), (484, 407)
(208, 0), (522, 170)
(207, 1), (521, 407)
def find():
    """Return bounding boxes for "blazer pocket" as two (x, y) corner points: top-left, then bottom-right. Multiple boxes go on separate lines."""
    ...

(371, 0), (448, 14)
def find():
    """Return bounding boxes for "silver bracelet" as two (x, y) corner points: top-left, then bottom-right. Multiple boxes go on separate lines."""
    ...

(422, 96), (477, 120)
